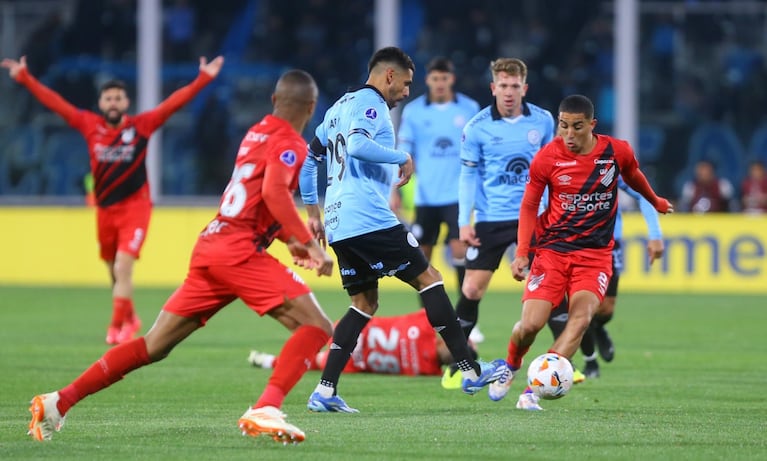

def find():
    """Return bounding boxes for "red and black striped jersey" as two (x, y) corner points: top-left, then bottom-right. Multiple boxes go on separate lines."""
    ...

(525, 135), (639, 253)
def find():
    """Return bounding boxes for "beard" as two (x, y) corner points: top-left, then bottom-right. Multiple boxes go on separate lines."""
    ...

(102, 110), (123, 125)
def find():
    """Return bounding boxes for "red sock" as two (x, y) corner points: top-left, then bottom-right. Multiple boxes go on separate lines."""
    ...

(254, 325), (330, 409)
(506, 340), (530, 371)
(57, 337), (151, 415)
(547, 348), (564, 356)
(110, 297), (133, 327)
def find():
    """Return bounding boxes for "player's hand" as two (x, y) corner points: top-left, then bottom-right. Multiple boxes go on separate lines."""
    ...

(647, 239), (665, 265)
(307, 216), (326, 248)
(1, 55), (27, 79)
(655, 197), (674, 214)
(459, 224), (480, 247)
(305, 243), (334, 277)
(510, 256), (530, 282)
(199, 56), (224, 78)
(395, 153), (414, 188)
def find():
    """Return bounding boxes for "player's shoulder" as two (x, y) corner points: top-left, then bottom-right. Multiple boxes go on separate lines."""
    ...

(455, 92), (480, 110)
(525, 101), (554, 121)
(464, 106), (493, 130)
(599, 134), (634, 156)
(403, 93), (428, 111)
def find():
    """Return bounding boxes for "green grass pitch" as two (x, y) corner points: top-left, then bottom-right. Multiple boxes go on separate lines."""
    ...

(1, 285), (765, 460)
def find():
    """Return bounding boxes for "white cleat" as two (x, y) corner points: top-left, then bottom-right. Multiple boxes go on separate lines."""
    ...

(488, 364), (515, 401)
(28, 392), (65, 441)
(516, 392), (543, 411)
(237, 406), (305, 444)
(247, 350), (276, 369)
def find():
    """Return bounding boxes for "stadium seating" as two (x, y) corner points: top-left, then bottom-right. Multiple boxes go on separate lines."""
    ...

(0, 126), (44, 195)
(674, 122), (746, 194)
(41, 130), (90, 196)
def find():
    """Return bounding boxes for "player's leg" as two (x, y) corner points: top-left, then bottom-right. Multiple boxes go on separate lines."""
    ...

(308, 238), (376, 412)
(443, 204), (467, 292)
(455, 220), (515, 339)
(591, 249), (620, 363)
(97, 207), (125, 344)
(551, 290), (600, 359)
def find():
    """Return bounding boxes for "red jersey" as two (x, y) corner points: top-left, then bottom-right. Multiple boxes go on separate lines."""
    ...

(16, 68), (212, 207)
(190, 115), (313, 267)
(345, 310), (441, 376)
(520, 135), (641, 255)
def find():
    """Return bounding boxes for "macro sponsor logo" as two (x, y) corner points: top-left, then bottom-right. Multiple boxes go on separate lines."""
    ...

(95, 144), (135, 162)
(499, 158), (530, 185)
(340, 267), (357, 276)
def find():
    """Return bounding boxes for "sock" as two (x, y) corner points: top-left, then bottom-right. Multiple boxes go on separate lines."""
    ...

(506, 340), (530, 370)
(420, 282), (479, 377)
(580, 323), (596, 357)
(318, 307), (370, 393)
(455, 294), (480, 340)
(592, 313), (613, 328)
(583, 352), (598, 362)
(255, 325), (329, 409)
(57, 337), (151, 415)
(110, 297), (133, 327)
(547, 298), (569, 340)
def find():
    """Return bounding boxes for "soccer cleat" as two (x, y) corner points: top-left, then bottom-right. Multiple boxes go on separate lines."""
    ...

(441, 364), (463, 390)
(238, 406), (305, 444)
(488, 362), (516, 401)
(573, 367), (587, 383)
(516, 391), (543, 411)
(462, 359), (509, 395)
(116, 314), (142, 344)
(594, 326), (615, 362)
(28, 392), (65, 441)
(307, 392), (359, 413)
(583, 360), (600, 379)
(248, 350), (275, 369)
(105, 326), (120, 345)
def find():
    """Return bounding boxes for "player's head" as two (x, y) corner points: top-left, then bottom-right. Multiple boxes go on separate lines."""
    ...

(489, 58), (528, 118)
(98, 80), (130, 126)
(272, 69), (318, 131)
(558, 94), (597, 154)
(367, 46), (414, 109)
(425, 57), (455, 103)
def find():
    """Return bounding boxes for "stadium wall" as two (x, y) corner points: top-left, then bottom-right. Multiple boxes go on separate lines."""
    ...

(0, 207), (765, 293)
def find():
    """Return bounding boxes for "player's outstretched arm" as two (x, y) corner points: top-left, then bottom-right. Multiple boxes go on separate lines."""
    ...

(198, 56), (224, 78)
(1, 55), (26, 79)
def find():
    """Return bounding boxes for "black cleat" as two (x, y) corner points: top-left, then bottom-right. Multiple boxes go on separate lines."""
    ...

(594, 326), (615, 362)
(583, 360), (600, 378)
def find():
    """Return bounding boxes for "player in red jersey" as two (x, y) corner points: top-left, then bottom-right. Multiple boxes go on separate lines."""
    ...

(486, 94), (673, 410)
(249, 309), (477, 377)
(2, 55), (223, 345)
(26, 70), (334, 444)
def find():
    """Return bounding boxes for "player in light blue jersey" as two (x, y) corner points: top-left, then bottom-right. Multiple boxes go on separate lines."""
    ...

(547, 176), (665, 378)
(454, 57), (555, 344)
(299, 47), (507, 413)
(395, 57), (480, 293)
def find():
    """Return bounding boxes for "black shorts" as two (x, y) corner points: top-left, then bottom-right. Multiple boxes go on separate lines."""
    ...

(330, 224), (429, 295)
(411, 204), (459, 246)
(605, 241), (623, 297)
(465, 220), (519, 271)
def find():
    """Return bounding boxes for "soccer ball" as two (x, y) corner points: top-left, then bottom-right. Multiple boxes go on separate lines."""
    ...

(526, 353), (574, 400)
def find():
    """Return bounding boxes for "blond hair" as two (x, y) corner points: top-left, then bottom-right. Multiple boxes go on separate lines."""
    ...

(490, 58), (527, 81)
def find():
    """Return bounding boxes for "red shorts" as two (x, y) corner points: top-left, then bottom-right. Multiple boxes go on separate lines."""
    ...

(162, 253), (311, 325)
(96, 197), (151, 261)
(523, 248), (613, 305)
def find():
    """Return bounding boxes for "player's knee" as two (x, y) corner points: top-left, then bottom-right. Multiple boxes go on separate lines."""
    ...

(597, 297), (616, 316)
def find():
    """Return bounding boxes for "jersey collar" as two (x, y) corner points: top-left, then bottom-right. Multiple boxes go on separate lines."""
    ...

(491, 100), (531, 120)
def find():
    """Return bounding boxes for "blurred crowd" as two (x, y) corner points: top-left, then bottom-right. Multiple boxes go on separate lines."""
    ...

(1, 0), (766, 211)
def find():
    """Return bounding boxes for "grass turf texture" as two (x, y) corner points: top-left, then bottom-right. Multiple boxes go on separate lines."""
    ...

(1, 285), (765, 460)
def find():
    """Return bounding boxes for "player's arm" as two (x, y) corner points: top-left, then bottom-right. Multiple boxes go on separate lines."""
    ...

(458, 124), (480, 246)
(617, 141), (673, 214)
(141, 56), (223, 129)
(512, 156), (547, 281)
(3, 57), (81, 125)
(263, 150), (332, 276)
(619, 177), (664, 264)
(299, 136), (327, 245)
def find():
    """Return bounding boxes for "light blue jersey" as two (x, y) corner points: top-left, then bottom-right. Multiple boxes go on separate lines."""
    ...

(398, 93), (480, 206)
(299, 85), (409, 244)
(458, 101), (555, 225)
(616, 176), (662, 241)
